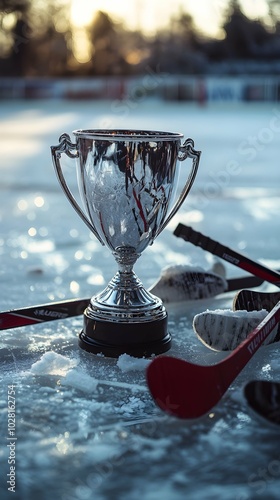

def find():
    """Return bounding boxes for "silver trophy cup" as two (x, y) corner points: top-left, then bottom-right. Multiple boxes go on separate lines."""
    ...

(51, 130), (200, 357)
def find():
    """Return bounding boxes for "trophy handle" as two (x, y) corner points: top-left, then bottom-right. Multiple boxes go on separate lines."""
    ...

(51, 133), (105, 246)
(154, 138), (201, 239)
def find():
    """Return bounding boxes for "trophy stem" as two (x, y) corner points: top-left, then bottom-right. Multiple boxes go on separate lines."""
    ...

(113, 246), (140, 273)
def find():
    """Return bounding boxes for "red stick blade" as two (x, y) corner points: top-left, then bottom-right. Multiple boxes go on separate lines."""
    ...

(0, 313), (43, 330)
(146, 356), (223, 419)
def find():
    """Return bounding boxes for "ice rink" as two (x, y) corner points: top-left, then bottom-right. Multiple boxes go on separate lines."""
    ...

(0, 99), (280, 499)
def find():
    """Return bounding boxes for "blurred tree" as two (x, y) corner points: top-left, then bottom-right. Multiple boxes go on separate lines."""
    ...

(148, 10), (206, 74)
(204, 0), (280, 64)
(266, 0), (280, 33)
(0, 0), (31, 74)
(0, 0), (30, 17)
(0, 0), (72, 76)
(87, 11), (131, 75)
(0, 0), (280, 78)
(223, 0), (271, 58)
(170, 11), (200, 49)
(25, 0), (72, 76)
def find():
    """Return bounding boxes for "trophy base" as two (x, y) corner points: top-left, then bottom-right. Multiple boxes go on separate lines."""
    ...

(79, 315), (171, 358)
(78, 269), (172, 357)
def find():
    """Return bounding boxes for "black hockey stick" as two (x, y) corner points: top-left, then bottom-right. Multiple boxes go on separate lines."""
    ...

(174, 223), (280, 288)
(233, 290), (280, 313)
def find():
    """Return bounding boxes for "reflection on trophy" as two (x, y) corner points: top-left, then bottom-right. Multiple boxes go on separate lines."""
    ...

(51, 130), (200, 357)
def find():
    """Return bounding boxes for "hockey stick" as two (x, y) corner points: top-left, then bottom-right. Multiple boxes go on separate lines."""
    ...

(174, 223), (280, 287)
(0, 270), (273, 332)
(0, 297), (89, 331)
(244, 380), (280, 426)
(0, 269), (270, 331)
(0, 265), (226, 331)
(146, 299), (280, 419)
(226, 275), (264, 291)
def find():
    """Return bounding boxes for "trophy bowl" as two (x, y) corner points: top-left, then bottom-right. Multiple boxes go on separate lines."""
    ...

(51, 129), (200, 357)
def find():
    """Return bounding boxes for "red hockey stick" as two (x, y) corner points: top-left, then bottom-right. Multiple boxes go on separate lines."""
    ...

(146, 300), (280, 419)
(0, 298), (89, 331)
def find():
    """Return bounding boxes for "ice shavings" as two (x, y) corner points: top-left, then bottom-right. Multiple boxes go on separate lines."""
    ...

(200, 308), (268, 318)
(117, 353), (151, 372)
(29, 352), (105, 394)
(62, 368), (98, 393)
(29, 351), (148, 394)
(30, 351), (78, 376)
(119, 396), (146, 416)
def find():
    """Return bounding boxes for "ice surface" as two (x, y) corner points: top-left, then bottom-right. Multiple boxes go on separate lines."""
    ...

(1, 100), (280, 500)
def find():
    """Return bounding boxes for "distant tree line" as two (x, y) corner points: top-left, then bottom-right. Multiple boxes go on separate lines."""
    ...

(1, 0), (280, 77)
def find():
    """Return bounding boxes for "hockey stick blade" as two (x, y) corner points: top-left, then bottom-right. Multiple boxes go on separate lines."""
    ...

(233, 290), (280, 313)
(232, 289), (280, 346)
(193, 291), (280, 352)
(149, 266), (226, 302)
(146, 300), (280, 419)
(174, 223), (280, 287)
(193, 309), (279, 351)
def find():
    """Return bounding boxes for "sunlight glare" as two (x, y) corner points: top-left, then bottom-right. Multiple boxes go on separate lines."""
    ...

(70, 0), (95, 28)
(241, 0), (268, 21)
(70, 0), (225, 38)
(70, 0), (270, 39)
(72, 28), (92, 63)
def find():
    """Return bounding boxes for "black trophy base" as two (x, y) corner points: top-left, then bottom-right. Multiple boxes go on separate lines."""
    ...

(78, 315), (171, 358)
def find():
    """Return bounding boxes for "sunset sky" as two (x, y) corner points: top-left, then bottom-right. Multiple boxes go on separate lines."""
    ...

(70, 0), (269, 38)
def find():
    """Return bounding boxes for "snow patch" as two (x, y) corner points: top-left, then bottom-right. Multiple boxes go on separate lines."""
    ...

(117, 353), (151, 372)
(30, 352), (99, 393)
(201, 308), (268, 318)
(30, 351), (78, 376)
(62, 368), (98, 393)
